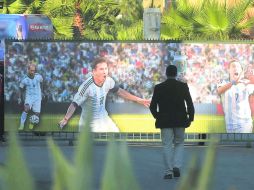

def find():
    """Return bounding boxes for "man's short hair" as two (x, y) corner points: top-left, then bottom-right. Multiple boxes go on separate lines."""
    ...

(166, 65), (177, 77)
(228, 59), (243, 70)
(92, 57), (108, 69)
(28, 63), (36, 70)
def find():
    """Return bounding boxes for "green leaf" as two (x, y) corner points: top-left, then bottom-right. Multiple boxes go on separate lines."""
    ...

(176, 155), (199, 190)
(101, 140), (140, 190)
(47, 138), (74, 190)
(176, 136), (218, 190)
(196, 137), (218, 190)
(4, 131), (35, 190)
(70, 116), (93, 190)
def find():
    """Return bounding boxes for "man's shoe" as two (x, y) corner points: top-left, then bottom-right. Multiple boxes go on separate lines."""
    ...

(18, 123), (24, 131)
(173, 167), (180, 177)
(163, 174), (173, 179)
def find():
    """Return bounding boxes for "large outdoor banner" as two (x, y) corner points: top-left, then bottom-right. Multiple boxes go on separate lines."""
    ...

(4, 41), (254, 133)
(0, 14), (53, 61)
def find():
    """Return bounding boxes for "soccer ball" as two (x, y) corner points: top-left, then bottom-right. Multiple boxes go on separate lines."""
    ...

(29, 115), (40, 124)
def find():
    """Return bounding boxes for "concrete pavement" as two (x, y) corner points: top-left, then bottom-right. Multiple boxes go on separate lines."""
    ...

(0, 141), (254, 190)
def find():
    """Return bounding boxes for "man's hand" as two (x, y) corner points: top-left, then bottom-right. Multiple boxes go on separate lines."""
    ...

(136, 98), (151, 108)
(59, 117), (68, 129)
(238, 78), (251, 85)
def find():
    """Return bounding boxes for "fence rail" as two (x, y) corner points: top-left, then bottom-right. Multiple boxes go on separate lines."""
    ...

(13, 132), (254, 145)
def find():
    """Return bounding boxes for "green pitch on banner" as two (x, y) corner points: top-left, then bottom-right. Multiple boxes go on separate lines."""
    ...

(4, 114), (229, 133)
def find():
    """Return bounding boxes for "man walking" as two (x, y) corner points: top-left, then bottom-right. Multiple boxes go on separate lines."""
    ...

(150, 65), (195, 179)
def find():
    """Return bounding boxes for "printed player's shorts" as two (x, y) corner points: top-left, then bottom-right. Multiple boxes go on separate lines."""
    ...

(25, 97), (41, 113)
(79, 115), (120, 132)
(226, 123), (253, 133)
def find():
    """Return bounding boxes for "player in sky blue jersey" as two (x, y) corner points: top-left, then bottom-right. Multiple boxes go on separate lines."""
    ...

(18, 64), (43, 130)
(217, 60), (254, 133)
(59, 57), (150, 132)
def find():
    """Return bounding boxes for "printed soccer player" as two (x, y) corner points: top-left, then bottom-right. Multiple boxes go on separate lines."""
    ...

(59, 57), (150, 132)
(217, 60), (254, 133)
(16, 24), (23, 40)
(18, 64), (43, 130)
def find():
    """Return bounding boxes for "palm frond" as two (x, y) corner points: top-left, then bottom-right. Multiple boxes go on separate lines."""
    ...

(24, 0), (44, 14)
(162, 0), (254, 40)
(162, 5), (193, 31)
(160, 23), (181, 39)
(116, 20), (143, 40)
(197, 1), (229, 35)
(51, 17), (74, 39)
(41, 0), (75, 18)
(8, 0), (27, 14)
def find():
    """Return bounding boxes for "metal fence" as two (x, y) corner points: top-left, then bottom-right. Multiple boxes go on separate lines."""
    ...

(14, 132), (254, 146)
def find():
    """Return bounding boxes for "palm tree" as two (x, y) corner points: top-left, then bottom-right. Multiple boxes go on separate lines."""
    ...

(161, 0), (254, 40)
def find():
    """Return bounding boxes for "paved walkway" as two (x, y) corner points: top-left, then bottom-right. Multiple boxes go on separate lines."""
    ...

(0, 141), (254, 190)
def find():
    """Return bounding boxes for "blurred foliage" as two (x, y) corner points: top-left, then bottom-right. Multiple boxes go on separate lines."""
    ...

(48, 120), (93, 190)
(176, 136), (218, 190)
(101, 140), (140, 190)
(0, 132), (35, 190)
(0, 129), (141, 190)
(0, 128), (221, 190)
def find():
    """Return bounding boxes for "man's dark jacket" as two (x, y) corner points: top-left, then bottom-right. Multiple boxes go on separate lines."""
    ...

(150, 78), (195, 128)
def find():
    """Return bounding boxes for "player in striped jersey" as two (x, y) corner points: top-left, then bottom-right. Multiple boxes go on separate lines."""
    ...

(18, 64), (43, 130)
(59, 57), (150, 132)
(217, 60), (254, 133)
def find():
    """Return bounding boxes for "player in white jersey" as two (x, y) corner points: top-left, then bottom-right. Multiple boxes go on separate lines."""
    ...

(217, 60), (254, 133)
(59, 57), (150, 132)
(18, 64), (43, 130)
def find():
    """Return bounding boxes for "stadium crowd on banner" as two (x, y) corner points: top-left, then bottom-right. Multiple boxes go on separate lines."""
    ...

(4, 42), (254, 104)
